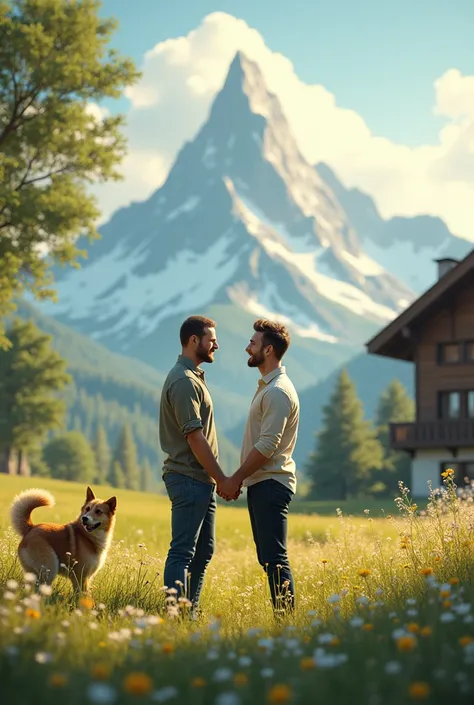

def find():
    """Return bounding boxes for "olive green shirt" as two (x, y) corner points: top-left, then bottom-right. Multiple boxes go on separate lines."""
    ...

(241, 366), (300, 494)
(159, 355), (218, 485)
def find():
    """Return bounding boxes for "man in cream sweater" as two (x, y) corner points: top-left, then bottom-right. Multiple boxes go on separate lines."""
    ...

(223, 319), (300, 614)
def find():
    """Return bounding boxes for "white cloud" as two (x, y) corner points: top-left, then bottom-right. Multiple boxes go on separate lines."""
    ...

(95, 12), (474, 241)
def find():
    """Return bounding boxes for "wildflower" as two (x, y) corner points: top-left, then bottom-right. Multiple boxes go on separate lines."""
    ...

(407, 623), (420, 633)
(190, 677), (206, 688)
(87, 683), (116, 704)
(408, 682), (430, 700)
(261, 668), (274, 678)
(362, 624), (374, 632)
(39, 584), (52, 596)
(300, 657), (315, 670)
(443, 600), (452, 609)
(215, 694), (240, 705)
(123, 672), (153, 695)
(359, 568), (371, 578)
(449, 577), (460, 585)
(48, 672), (67, 688)
(327, 594), (340, 604)
(80, 596), (94, 610)
(441, 468), (454, 478)
(233, 673), (248, 687)
(350, 617), (364, 628)
(213, 668), (232, 682)
(162, 643), (174, 655)
(92, 664), (111, 680)
(35, 652), (52, 664)
(396, 636), (417, 652)
(321, 559), (328, 564)
(419, 567), (433, 576)
(459, 636), (474, 647)
(384, 661), (402, 675)
(440, 613), (455, 623)
(6, 579), (19, 590)
(25, 608), (41, 619)
(420, 627), (432, 637)
(267, 684), (292, 703)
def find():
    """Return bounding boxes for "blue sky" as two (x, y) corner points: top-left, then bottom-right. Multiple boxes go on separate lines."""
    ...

(100, 0), (474, 146)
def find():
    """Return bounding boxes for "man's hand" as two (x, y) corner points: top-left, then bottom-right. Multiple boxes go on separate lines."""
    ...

(217, 475), (242, 501)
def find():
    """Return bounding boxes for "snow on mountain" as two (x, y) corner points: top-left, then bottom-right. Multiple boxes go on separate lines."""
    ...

(315, 163), (473, 294)
(42, 51), (417, 367)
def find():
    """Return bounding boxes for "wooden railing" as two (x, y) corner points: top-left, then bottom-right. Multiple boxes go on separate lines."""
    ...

(390, 420), (474, 450)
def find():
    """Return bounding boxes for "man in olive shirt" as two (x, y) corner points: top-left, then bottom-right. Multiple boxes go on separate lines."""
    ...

(159, 315), (231, 612)
(224, 319), (300, 613)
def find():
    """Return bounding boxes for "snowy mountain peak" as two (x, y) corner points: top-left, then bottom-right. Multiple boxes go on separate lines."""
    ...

(42, 50), (427, 376)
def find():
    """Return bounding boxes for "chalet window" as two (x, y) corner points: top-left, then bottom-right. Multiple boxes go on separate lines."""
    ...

(438, 342), (461, 363)
(468, 391), (474, 419)
(439, 391), (461, 419)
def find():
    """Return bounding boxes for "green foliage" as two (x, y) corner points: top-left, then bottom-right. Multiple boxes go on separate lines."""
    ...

(0, 0), (139, 346)
(0, 318), (70, 472)
(375, 379), (415, 493)
(92, 423), (110, 484)
(109, 459), (125, 489)
(140, 457), (154, 493)
(42, 430), (96, 482)
(306, 369), (384, 500)
(111, 424), (139, 491)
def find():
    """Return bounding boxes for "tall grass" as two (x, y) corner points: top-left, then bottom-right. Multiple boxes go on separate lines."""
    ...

(1, 473), (474, 704)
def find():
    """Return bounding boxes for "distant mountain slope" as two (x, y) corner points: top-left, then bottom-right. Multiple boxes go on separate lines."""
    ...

(14, 301), (240, 474)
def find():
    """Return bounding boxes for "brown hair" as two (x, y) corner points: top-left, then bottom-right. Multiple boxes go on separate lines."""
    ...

(253, 319), (290, 360)
(180, 315), (216, 346)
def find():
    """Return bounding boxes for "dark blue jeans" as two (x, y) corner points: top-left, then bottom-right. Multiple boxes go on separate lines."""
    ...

(247, 479), (295, 612)
(163, 471), (216, 609)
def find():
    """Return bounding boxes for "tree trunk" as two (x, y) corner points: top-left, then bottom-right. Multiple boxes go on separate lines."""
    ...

(0, 447), (13, 474)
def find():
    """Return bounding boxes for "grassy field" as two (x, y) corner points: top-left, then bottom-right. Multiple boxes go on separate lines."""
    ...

(1, 474), (474, 704)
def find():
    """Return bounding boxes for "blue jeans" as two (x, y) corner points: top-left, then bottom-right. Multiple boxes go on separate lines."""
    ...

(247, 479), (295, 612)
(163, 471), (216, 608)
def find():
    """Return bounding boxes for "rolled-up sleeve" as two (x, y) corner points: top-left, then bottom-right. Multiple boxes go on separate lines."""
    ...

(254, 388), (291, 458)
(168, 377), (203, 436)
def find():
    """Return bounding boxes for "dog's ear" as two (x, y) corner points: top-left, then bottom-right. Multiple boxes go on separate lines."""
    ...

(105, 496), (117, 514)
(86, 486), (95, 503)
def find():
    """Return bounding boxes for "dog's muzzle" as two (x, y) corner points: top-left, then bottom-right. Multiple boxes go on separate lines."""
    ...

(82, 516), (101, 532)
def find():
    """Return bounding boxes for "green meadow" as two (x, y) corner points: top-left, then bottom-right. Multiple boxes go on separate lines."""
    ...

(1, 474), (473, 705)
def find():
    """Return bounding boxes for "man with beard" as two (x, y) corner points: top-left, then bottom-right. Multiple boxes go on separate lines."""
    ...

(223, 319), (300, 614)
(159, 315), (231, 613)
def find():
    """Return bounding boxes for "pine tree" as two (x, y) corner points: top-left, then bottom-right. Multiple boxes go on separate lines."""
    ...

(0, 319), (71, 474)
(109, 460), (126, 489)
(140, 458), (154, 492)
(42, 431), (96, 483)
(0, 0), (139, 348)
(92, 425), (111, 485)
(375, 379), (415, 493)
(306, 369), (384, 500)
(112, 424), (139, 491)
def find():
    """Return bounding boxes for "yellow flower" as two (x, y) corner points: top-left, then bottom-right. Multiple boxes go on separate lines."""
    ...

(300, 657), (315, 671)
(25, 608), (41, 619)
(407, 623), (420, 633)
(396, 635), (417, 652)
(420, 627), (432, 637)
(234, 673), (248, 687)
(419, 567), (433, 576)
(449, 577), (460, 585)
(408, 682), (430, 700)
(79, 596), (94, 610)
(267, 684), (292, 703)
(123, 672), (153, 695)
(434, 555), (441, 562)
(191, 677), (206, 688)
(362, 624), (374, 632)
(91, 664), (111, 680)
(359, 568), (371, 578)
(443, 599), (452, 608)
(48, 673), (67, 688)
(321, 558), (328, 564)
(162, 642), (174, 654)
(459, 636), (474, 647)
(441, 468), (454, 478)
(440, 589), (451, 598)
(98, 641), (107, 648)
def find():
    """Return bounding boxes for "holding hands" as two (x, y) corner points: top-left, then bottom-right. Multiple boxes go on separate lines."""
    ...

(217, 474), (242, 501)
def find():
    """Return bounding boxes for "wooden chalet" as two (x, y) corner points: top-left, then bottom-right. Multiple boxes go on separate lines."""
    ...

(366, 249), (474, 497)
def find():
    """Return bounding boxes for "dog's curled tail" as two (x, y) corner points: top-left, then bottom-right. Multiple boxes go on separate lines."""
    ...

(10, 489), (55, 537)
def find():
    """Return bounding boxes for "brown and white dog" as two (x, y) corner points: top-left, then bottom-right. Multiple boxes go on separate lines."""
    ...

(10, 486), (117, 597)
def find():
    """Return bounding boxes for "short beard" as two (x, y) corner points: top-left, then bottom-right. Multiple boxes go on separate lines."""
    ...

(196, 342), (214, 364)
(247, 348), (265, 367)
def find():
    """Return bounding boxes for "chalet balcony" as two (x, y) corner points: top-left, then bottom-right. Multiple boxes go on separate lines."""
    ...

(390, 420), (474, 451)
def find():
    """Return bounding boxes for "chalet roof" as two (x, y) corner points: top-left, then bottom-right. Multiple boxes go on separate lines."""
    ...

(366, 248), (474, 361)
